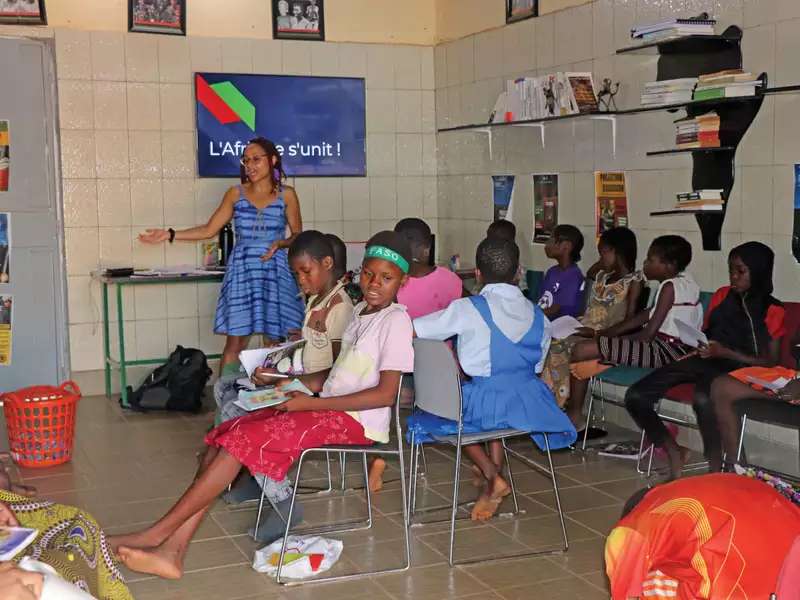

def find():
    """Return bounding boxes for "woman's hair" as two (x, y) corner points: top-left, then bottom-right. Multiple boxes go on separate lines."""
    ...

(364, 231), (413, 271)
(649, 235), (692, 272)
(240, 137), (286, 189)
(394, 218), (432, 259)
(553, 224), (584, 262)
(486, 219), (517, 241)
(288, 230), (334, 263)
(599, 226), (637, 272)
(476, 237), (519, 284)
(729, 241), (775, 297)
(325, 233), (347, 279)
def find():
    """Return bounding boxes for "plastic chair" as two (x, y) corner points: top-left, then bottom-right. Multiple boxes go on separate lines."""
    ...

(254, 377), (410, 585)
(406, 338), (568, 566)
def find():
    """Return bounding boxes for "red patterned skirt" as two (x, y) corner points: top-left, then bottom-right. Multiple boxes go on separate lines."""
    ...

(205, 409), (373, 480)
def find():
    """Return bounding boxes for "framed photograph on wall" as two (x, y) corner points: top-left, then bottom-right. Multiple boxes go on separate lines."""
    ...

(506, 0), (537, 24)
(272, 0), (325, 41)
(0, 0), (46, 25)
(129, 0), (186, 36)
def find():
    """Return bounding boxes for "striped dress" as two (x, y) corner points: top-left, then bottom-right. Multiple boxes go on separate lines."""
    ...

(213, 187), (304, 339)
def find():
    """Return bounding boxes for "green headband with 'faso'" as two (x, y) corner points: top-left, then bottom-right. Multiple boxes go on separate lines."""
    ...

(364, 245), (410, 273)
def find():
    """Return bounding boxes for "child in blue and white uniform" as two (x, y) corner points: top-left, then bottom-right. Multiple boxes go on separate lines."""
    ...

(413, 236), (576, 521)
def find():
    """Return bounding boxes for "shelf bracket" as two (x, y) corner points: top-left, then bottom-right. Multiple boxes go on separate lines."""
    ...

(512, 122), (546, 147)
(588, 115), (617, 157)
(473, 128), (493, 160)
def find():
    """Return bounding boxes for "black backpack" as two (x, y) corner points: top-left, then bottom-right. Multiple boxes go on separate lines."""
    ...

(124, 346), (212, 412)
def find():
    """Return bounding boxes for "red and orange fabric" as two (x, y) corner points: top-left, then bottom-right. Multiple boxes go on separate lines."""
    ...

(605, 473), (800, 599)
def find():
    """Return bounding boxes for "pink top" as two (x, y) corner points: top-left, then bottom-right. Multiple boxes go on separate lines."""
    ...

(321, 302), (414, 443)
(397, 266), (463, 320)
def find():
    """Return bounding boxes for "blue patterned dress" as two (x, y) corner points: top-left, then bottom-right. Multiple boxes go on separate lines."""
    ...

(214, 187), (304, 339)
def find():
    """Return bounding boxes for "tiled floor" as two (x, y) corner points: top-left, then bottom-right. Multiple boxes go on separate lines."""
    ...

(5, 396), (672, 600)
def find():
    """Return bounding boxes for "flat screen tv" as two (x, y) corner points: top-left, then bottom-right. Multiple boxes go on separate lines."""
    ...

(195, 73), (366, 177)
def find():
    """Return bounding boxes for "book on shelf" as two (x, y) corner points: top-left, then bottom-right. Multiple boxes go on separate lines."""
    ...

(698, 69), (759, 85)
(631, 17), (716, 39)
(493, 71), (594, 122)
(693, 85), (760, 100)
(693, 70), (762, 101)
(677, 189), (723, 201)
(641, 77), (697, 106)
(566, 72), (599, 114)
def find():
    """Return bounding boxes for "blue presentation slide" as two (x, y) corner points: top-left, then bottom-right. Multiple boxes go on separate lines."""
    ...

(196, 73), (366, 177)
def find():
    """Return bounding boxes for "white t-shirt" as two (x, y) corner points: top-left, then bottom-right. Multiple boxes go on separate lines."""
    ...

(650, 272), (703, 339)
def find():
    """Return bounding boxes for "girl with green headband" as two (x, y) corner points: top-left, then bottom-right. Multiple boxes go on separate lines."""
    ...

(109, 232), (415, 581)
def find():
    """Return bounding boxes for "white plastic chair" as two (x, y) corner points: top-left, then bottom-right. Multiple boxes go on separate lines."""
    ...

(407, 338), (569, 566)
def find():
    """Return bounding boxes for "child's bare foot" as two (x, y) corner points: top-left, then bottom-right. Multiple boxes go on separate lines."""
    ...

(470, 475), (510, 522)
(368, 458), (386, 493)
(665, 444), (690, 481)
(469, 464), (486, 487)
(108, 531), (160, 554)
(117, 545), (183, 580)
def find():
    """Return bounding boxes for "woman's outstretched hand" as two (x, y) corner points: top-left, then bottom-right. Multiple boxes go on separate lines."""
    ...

(138, 229), (170, 244)
(260, 240), (283, 262)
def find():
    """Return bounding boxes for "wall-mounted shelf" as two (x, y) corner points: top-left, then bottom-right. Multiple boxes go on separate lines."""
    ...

(646, 146), (735, 156)
(616, 29), (742, 56)
(651, 208), (724, 216)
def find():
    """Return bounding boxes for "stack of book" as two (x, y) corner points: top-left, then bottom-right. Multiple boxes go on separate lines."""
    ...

(631, 16), (716, 43)
(673, 189), (724, 211)
(641, 78), (698, 107)
(491, 72), (599, 123)
(674, 111), (721, 149)
(694, 70), (763, 100)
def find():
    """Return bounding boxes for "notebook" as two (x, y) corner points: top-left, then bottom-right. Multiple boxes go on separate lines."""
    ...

(0, 527), (38, 561)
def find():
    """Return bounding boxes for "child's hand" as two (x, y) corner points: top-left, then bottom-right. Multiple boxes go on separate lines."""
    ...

(575, 327), (596, 338)
(252, 367), (281, 386)
(777, 379), (800, 402)
(276, 392), (313, 412)
(286, 329), (303, 342)
(0, 502), (18, 527)
(698, 341), (731, 360)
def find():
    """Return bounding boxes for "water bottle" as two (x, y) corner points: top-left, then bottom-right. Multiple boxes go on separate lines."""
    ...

(219, 223), (234, 266)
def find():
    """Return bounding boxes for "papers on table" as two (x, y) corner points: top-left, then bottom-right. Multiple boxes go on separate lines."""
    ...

(674, 318), (708, 348)
(234, 379), (315, 412)
(0, 527), (38, 561)
(238, 340), (306, 377)
(550, 315), (583, 340)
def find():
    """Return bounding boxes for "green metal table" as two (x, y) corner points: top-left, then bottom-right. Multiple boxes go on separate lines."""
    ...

(93, 271), (224, 407)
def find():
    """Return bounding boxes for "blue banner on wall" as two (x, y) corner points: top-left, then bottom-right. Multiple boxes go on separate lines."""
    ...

(195, 73), (366, 177)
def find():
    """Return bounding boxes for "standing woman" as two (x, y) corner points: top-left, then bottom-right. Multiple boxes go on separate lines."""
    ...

(139, 137), (304, 370)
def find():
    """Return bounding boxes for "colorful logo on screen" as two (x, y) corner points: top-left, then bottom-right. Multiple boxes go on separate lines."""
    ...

(196, 74), (256, 132)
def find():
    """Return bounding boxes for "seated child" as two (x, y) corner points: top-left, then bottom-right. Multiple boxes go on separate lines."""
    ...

(542, 227), (643, 424)
(395, 217), (464, 318)
(538, 224), (586, 319)
(624, 241), (784, 479)
(216, 231), (354, 504)
(108, 232), (415, 578)
(606, 474), (800, 600)
(486, 219), (524, 287)
(366, 217), (464, 492)
(413, 237), (576, 522)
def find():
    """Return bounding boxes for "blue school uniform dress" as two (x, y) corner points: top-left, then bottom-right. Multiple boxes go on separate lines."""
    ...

(411, 284), (576, 450)
(214, 186), (304, 339)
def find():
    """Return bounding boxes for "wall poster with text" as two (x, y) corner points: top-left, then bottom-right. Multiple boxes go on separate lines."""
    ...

(0, 295), (11, 366)
(532, 173), (559, 244)
(594, 171), (628, 240)
(492, 175), (515, 222)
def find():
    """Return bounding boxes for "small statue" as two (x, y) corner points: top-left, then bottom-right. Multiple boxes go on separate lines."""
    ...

(597, 78), (620, 112)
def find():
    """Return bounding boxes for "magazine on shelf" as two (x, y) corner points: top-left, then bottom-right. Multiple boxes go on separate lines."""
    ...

(0, 527), (38, 561)
(566, 73), (599, 114)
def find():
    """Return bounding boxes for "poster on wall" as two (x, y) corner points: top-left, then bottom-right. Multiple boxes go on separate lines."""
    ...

(0, 295), (11, 367)
(272, 0), (325, 41)
(794, 164), (800, 263)
(532, 174), (559, 244)
(0, 213), (9, 284)
(0, 120), (9, 192)
(594, 171), (629, 240)
(492, 175), (515, 222)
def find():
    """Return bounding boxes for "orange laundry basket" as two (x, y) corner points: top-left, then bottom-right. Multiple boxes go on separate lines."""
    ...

(2, 381), (81, 468)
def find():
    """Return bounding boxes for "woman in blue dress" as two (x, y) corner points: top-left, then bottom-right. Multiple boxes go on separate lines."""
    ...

(139, 138), (304, 371)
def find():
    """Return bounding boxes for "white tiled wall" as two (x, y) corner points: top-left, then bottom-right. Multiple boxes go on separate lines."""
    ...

(0, 25), (436, 388)
(434, 0), (800, 304)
